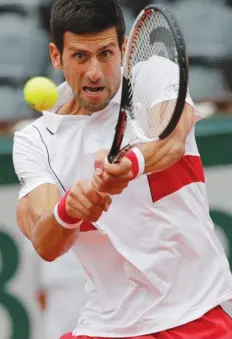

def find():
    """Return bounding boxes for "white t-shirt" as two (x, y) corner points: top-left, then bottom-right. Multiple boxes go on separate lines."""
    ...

(13, 57), (232, 337)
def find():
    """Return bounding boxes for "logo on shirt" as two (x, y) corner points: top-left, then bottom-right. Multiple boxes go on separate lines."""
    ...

(19, 177), (25, 188)
(165, 83), (179, 94)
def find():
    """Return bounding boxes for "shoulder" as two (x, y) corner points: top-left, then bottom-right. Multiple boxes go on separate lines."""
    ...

(134, 56), (177, 79)
(133, 56), (179, 95)
(14, 116), (43, 140)
(13, 117), (46, 156)
(13, 116), (57, 198)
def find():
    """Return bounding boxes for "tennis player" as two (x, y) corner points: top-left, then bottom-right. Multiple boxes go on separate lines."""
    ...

(13, 0), (232, 338)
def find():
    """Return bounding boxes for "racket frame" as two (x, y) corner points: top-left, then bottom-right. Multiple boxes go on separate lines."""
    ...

(108, 5), (189, 163)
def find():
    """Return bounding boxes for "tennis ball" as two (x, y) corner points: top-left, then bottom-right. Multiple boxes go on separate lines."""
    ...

(24, 77), (58, 111)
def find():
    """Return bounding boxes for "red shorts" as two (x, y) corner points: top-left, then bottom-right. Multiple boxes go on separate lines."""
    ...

(60, 305), (232, 339)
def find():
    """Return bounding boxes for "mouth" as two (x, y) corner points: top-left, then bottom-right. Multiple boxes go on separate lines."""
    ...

(83, 86), (105, 96)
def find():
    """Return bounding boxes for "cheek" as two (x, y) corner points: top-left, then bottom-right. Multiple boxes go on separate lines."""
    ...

(64, 64), (85, 90)
(107, 63), (121, 84)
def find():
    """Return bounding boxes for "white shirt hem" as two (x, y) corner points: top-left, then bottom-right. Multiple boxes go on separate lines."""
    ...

(72, 294), (232, 337)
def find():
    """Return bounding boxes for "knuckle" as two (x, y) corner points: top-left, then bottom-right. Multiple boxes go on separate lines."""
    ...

(84, 200), (92, 210)
(84, 185), (92, 196)
(88, 203), (95, 212)
(93, 178), (104, 191)
(79, 180), (90, 194)
(68, 188), (76, 200)
(102, 172), (111, 183)
(65, 205), (73, 215)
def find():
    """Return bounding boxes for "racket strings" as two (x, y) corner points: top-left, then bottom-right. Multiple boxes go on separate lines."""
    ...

(127, 10), (179, 139)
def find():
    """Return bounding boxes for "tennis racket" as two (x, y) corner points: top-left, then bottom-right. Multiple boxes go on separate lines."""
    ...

(107, 5), (188, 164)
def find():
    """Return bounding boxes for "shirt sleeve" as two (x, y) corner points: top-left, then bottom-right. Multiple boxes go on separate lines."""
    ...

(133, 55), (202, 120)
(13, 125), (56, 200)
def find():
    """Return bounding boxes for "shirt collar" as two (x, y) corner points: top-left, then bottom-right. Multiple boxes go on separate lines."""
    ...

(42, 81), (121, 134)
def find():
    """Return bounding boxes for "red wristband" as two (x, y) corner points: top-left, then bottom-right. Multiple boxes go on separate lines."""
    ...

(125, 147), (145, 179)
(54, 190), (81, 229)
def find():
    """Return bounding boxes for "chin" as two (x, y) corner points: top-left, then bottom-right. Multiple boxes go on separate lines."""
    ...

(83, 99), (111, 113)
(87, 103), (108, 113)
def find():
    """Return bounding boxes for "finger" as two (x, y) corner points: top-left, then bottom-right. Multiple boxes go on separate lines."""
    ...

(68, 186), (94, 210)
(80, 180), (106, 204)
(104, 157), (132, 176)
(92, 172), (131, 193)
(87, 206), (105, 221)
(101, 186), (128, 195)
(107, 188), (127, 195)
(92, 178), (129, 194)
(93, 171), (132, 187)
(94, 149), (108, 176)
(66, 198), (90, 220)
(101, 171), (132, 183)
(68, 193), (105, 221)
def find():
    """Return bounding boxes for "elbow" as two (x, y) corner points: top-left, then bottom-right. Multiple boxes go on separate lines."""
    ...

(32, 240), (60, 262)
(35, 246), (59, 262)
(33, 237), (73, 262)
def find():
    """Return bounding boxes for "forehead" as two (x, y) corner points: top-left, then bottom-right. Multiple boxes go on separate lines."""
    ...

(63, 27), (119, 52)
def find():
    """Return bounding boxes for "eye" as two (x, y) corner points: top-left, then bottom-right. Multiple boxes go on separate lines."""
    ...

(75, 52), (86, 61)
(100, 50), (112, 59)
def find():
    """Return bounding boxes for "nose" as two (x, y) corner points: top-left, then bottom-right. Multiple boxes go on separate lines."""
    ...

(86, 57), (102, 82)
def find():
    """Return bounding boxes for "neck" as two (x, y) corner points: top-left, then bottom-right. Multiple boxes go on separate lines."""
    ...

(56, 96), (92, 116)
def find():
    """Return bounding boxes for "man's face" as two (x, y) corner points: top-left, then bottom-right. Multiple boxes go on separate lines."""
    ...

(50, 27), (123, 113)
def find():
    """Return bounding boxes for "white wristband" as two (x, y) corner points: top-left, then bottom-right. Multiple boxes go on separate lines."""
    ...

(53, 203), (82, 229)
(131, 147), (145, 178)
(125, 147), (145, 179)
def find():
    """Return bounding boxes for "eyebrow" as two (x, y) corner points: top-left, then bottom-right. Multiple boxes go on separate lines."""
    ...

(69, 42), (116, 54)
(98, 42), (116, 52)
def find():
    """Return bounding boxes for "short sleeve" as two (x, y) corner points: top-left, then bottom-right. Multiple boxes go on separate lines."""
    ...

(13, 125), (56, 200)
(133, 55), (198, 114)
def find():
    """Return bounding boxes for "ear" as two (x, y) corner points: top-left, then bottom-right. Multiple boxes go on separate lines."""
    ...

(49, 43), (63, 70)
(121, 36), (128, 64)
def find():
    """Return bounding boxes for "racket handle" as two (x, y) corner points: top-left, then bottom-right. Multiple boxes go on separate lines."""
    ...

(107, 154), (116, 164)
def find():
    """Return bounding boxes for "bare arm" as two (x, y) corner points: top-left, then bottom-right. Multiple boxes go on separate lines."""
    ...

(17, 184), (79, 262)
(139, 102), (194, 173)
(17, 182), (111, 262)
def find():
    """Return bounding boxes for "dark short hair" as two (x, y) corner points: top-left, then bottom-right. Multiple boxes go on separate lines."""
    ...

(50, 0), (126, 53)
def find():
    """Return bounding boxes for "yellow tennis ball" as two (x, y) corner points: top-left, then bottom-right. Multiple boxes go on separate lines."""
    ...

(24, 77), (58, 111)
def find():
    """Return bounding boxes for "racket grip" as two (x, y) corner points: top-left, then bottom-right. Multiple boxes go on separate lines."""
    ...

(125, 147), (145, 179)
(107, 154), (116, 164)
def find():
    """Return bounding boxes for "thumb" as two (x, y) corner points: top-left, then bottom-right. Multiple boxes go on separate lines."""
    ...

(94, 150), (108, 176)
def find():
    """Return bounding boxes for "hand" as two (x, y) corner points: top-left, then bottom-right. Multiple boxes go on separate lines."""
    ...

(65, 180), (112, 222)
(91, 150), (133, 195)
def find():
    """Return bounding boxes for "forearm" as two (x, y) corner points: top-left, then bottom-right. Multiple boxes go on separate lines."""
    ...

(31, 211), (79, 262)
(17, 185), (79, 262)
(137, 103), (194, 174)
(17, 182), (108, 261)
(138, 133), (185, 174)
